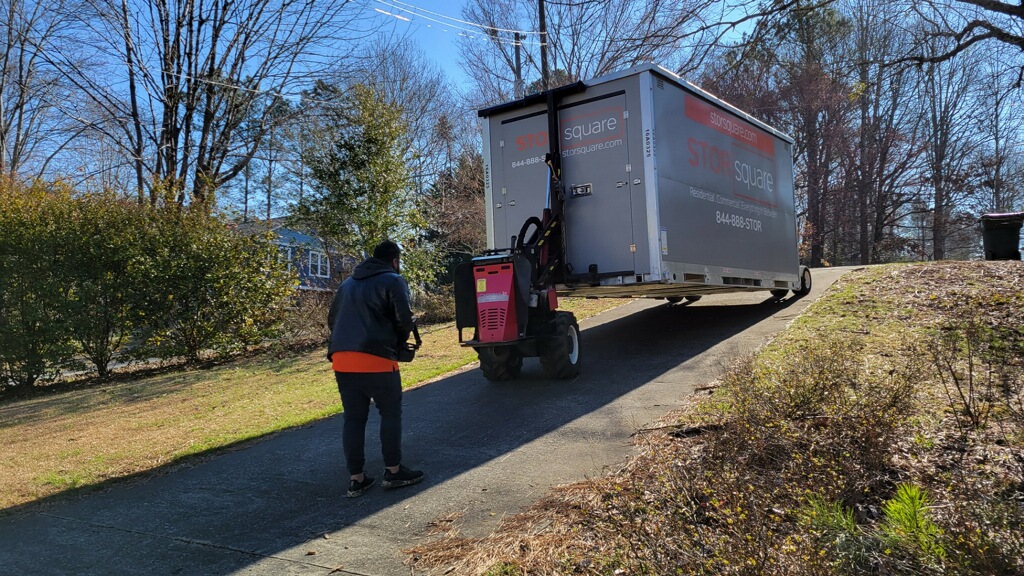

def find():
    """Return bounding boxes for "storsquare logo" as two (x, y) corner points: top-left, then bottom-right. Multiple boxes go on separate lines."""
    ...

(684, 94), (777, 207)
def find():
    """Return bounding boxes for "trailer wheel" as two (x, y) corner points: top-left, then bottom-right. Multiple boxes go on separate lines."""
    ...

(540, 312), (581, 379)
(684, 295), (702, 303)
(478, 346), (522, 381)
(770, 289), (789, 299)
(666, 296), (683, 304)
(794, 267), (812, 297)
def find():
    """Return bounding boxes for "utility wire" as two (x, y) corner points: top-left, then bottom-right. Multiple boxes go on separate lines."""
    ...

(370, 0), (541, 46)
(125, 0), (545, 105)
(377, 0), (540, 35)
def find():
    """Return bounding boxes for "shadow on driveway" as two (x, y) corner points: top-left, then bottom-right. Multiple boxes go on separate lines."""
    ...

(0, 293), (803, 575)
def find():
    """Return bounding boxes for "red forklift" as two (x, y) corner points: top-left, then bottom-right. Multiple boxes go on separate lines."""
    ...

(453, 85), (585, 381)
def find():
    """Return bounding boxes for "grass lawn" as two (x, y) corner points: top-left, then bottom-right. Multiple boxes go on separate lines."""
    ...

(0, 298), (626, 512)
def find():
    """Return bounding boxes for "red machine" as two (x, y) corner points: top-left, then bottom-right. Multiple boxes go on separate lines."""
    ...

(454, 223), (581, 381)
(473, 260), (520, 344)
(454, 85), (586, 381)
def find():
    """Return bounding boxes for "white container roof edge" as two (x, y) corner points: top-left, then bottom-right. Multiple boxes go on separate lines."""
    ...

(528, 62), (797, 147)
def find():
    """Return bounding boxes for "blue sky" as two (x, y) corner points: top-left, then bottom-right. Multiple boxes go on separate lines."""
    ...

(366, 0), (476, 88)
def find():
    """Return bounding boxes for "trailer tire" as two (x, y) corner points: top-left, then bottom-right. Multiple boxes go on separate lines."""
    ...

(478, 346), (522, 381)
(540, 312), (581, 379)
(684, 295), (702, 303)
(795, 267), (812, 297)
(770, 289), (789, 299)
(666, 296), (683, 304)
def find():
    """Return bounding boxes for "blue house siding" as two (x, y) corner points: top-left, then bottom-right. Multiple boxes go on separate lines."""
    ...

(273, 227), (336, 292)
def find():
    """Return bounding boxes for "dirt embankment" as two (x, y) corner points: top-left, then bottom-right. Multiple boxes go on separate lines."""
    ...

(408, 261), (1024, 576)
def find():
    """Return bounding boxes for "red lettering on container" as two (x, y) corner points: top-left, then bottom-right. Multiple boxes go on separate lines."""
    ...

(685, 96), (775, 158)
(688, 137), (731, 175)
(516, 131), (548, 151)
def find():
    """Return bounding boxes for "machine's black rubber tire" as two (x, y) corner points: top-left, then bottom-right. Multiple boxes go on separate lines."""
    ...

(794, 267), (812, 297)
(770, 288), (789, 299)
(478, 346), (522, 381)
(666, 296), (683, 304)
(540, 312), (581, 379)
(684, 295), (702, 303)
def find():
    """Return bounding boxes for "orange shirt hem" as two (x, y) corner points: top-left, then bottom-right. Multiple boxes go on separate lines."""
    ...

(331, 351), (399, 373)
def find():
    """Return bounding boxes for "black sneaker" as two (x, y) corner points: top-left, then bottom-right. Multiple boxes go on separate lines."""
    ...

(347, 475), (375, 498)
(381, 465), (424, 489)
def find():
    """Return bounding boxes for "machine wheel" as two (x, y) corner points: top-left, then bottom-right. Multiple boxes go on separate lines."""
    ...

(666, 296), (683, 304)
(684, 295), (702, 303)
(794, 267), (812, 297)
(540, 312), (581, 379)
(770, 288), (789, 299)
(478, 345), (522, 381)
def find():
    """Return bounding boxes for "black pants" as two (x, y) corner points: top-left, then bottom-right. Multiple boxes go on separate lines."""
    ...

(335, 370), (402, 475)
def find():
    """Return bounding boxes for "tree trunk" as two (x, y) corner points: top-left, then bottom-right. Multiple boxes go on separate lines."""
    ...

(932, 180), (946, 260)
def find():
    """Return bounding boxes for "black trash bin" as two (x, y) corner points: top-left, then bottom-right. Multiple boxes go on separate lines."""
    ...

(980, 212), (1024, 260)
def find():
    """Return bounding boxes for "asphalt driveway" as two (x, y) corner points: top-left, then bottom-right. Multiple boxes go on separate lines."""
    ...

(0, 267), (850, 575)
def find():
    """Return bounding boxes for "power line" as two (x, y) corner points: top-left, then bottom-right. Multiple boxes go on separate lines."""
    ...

(111, 1), (543, 105)
(370, 0), (541, 46)
(376, 0), (540, 36)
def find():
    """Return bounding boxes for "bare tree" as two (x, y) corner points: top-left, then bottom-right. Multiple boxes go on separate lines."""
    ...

(459, 0), (708, 105)
(429, 148), (486, 258)
(351, 35), (458, 183)
(0, 0), (78, 178)
(903, 1), (1024, 218)
(49, 0), (376, 208)
(773, 6), (857, 267)
(251, 33), (458, 222)
(848, 0), (926, 263)
(975, 45), (1024, 213)
(911, 0), (1024, 65)
(916, 31), (982, 260)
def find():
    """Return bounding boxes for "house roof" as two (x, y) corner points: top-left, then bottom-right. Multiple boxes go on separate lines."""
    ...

(236, 217), (324, 249)
(274, 227), (321, 248)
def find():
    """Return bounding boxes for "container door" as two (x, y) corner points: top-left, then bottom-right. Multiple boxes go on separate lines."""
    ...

(559, 93), (635, 276)
(495, 112), (551, 249)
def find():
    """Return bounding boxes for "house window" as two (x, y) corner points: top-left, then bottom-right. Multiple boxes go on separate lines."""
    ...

(278, 246), (295, 271)
(309, 251), (330, 278)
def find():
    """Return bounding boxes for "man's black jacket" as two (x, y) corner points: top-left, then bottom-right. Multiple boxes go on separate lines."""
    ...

(328, 257), (415, 362)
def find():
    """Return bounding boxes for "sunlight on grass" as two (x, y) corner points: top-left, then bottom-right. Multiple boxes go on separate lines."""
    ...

(0, 297), (627, 511)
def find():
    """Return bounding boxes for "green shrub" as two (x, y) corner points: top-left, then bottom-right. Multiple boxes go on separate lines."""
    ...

(882, 484), (945, 563)
(1, 180), (298, 387)
(0, 181), (77, 388)
(802, 494), (874, 573)
(58, 194), (153, 378)
(132, 209), (296, 363)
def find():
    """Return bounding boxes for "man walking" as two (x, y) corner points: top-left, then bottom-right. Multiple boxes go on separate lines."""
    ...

(328, 240), (424, 497)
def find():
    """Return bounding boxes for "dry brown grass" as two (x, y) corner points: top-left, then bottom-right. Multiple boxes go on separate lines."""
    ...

(0, 297), (630, 513)
(0, 352), (338, 510)
(406, 261), (1024, 576)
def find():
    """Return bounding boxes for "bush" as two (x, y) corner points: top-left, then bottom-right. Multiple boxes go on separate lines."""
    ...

(0, 180), (297, 389)
(278, 291), (334, 348)
(882, 484), (946, 565)
(802, 494), (875, 573)
(575, 335), (923, 575)
(131, 209), (296, 363)
(412, 285), (455, 325)
(718, 336), (918, 503)
(59, 194), (153, 378)
(0, 181), (77, 388)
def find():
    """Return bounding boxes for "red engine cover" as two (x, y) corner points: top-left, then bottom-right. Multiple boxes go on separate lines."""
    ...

(473, 261), (519, 343)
